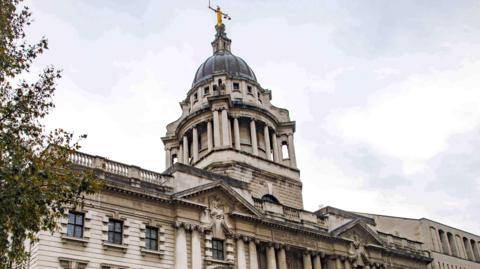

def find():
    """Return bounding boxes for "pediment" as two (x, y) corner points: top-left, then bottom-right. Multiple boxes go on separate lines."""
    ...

(332, 219), (383, 247)
(173, 180), (261, 218)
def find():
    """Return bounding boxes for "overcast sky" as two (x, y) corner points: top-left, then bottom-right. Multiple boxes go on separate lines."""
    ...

(25, 0), (480, 233)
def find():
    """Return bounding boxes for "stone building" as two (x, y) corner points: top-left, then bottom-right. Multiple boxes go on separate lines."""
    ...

(27, 20), (478, 269)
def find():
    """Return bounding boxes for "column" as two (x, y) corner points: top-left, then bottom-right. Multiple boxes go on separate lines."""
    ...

(249, 240), (259, 269)
(191, 229), (202, 269)
(207, 120), (213, 152)
(267, 245), (277, 269)
(335, 258), (343, 269)
(304, 253), (313, 269)
(277, 247), (287, 269)
(313, 255), (322, 269)
(250, 119), (258, 155)
(237, 238), (247, 269)
(233, 117), (241, 150)
(287, 133), (297, 167)
(272, 132), (279, 162)
(178, 144), (183, 163)
(264, 125), (271, 160)
(213, 110), (221, 147)
(175, 225), (187, 269)
(183, 135), (189, 164)
(344, 259), (351, 269)
(192, 127), (199, 162)
(221, 109), (231, 146)
(165, 148), (171, 168)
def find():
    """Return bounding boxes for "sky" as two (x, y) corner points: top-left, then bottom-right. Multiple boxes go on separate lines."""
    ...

(24, 0), (480, 233)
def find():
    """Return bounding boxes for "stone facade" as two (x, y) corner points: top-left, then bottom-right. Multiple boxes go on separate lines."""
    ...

(26, 21), (477, 269)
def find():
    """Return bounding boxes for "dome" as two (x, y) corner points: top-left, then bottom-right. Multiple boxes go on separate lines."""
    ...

(192, 51), (257, 87)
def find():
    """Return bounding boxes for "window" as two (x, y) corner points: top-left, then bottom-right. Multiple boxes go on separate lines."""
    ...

(281, 142), (289, 159)
(233, 82), (240, 91)
(145, 226), (158, 250)
(257, 92), (262, 103)
(67, 212), (84, 238)
(204, 86), (210, 95)
(261, 194), (280, 204)
(59, 259), (87, 269)
(108, 219), (123, 244)
(193, 93), (198, 102)
(212, 239), (224, 260)
(247, 86), (253, 95)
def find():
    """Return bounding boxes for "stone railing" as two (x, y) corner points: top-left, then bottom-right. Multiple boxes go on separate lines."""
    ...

(253, 198), (327, 229)
(68, 151), (170, 187)
(378, 232), (427, 255)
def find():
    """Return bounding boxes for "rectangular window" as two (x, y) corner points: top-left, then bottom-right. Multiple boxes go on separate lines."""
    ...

(204, 86), (210, 95)
(108, 219), (123, 244)
(67, 212), (84, 238)
(212, 239), (224, 260)
(247, 86), (253, 95)
(145, 226), (158, 250)
(233, 82), (240, 90)
(193, 93), (198, 102)
(59, 260), (87, 269)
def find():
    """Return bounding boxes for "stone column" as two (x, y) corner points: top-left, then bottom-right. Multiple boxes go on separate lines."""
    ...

(207, 120), (213, 152)
(277, 247), (287, 269)
(249, 240), (259, 269)
(183, 135), (189, 164)
(178, 144), (183, 163)
(237, 238), (247, 269)
(175, 225), (187, 269)
(213, 110), (221, 147)
(304, 253), (313, 269)
(250, 119), (258, 156)
(233, 117), (241, 150)
(165, 148), (171, 168)
(335, 257), (343, 269)
(313, 255), (322, 269)
(221, 109), (231, 146)
(264, 125), (271, 160)
(287, 133), (297, 167)
(267, 245), (277, 269)
(191, 229), (202, 269)
(344, 259), (351, 269)
(272, 132), (279, 162)
(192, 126), (199, 162)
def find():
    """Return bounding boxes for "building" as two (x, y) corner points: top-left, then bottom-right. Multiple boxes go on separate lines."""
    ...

(27, 13), (478, 269)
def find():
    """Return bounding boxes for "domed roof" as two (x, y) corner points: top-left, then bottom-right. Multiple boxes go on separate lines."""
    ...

(192, 51), (257, 87)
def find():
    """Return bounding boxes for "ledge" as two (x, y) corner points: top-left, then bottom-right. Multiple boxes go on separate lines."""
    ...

(204, 257), (234, 265)
(61, 236), (89, 246)
(102, 241), (128, 253)
(140, 247), (165, 257)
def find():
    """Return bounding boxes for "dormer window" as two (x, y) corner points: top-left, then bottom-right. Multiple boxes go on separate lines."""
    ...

(204, 86), (210, 96)
(233, 82), (240, 91)
(247, 86), (253, 95)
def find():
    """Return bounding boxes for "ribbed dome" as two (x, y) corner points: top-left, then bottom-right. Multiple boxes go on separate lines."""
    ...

(192, 51), (257, 87)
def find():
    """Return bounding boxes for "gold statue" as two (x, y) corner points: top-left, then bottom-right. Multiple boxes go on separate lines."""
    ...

(208, 1), (231, 26)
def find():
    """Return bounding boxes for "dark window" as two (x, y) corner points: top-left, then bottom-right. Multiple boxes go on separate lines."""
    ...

(233, 82), (240, 90)
(212, 239), (224, 260)
(204, 86), (210, 95)
(108, 219), (123, 244)
(247, 86), (253, 95)
(193, 93), (198, 102)
(67, 212), (84, 238)
(261, 194), (280, 204)
(145, 226), (158, 250)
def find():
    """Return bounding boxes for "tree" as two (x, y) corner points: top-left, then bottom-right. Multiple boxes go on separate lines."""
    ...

(0, 0), (100, 267)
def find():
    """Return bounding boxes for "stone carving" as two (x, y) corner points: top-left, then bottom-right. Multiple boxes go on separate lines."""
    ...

(349, 233), (369, 267)
(202, 195), (232, 239)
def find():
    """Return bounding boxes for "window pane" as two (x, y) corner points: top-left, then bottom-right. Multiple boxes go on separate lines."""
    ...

(115, 222), (122, 232)
(108, 221), (114, 232)
(59, 260), (71, 269)
(108, 232), (113, 243)
(114, 233), (122, 244)
(77, 262), (87, 269)
(74, 226), (83, 238)
(67, 224), (74, 237)
(75, 214), (83, 225)
(68, 213), (75, 224)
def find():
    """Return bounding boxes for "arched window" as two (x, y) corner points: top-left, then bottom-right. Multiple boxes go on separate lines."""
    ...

(281, 142), (289, 160)
(261, 194), (280, 204)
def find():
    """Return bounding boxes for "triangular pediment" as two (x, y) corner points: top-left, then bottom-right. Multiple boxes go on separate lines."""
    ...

(332, 219), (383, 247)
(173, 180), (261, 218)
